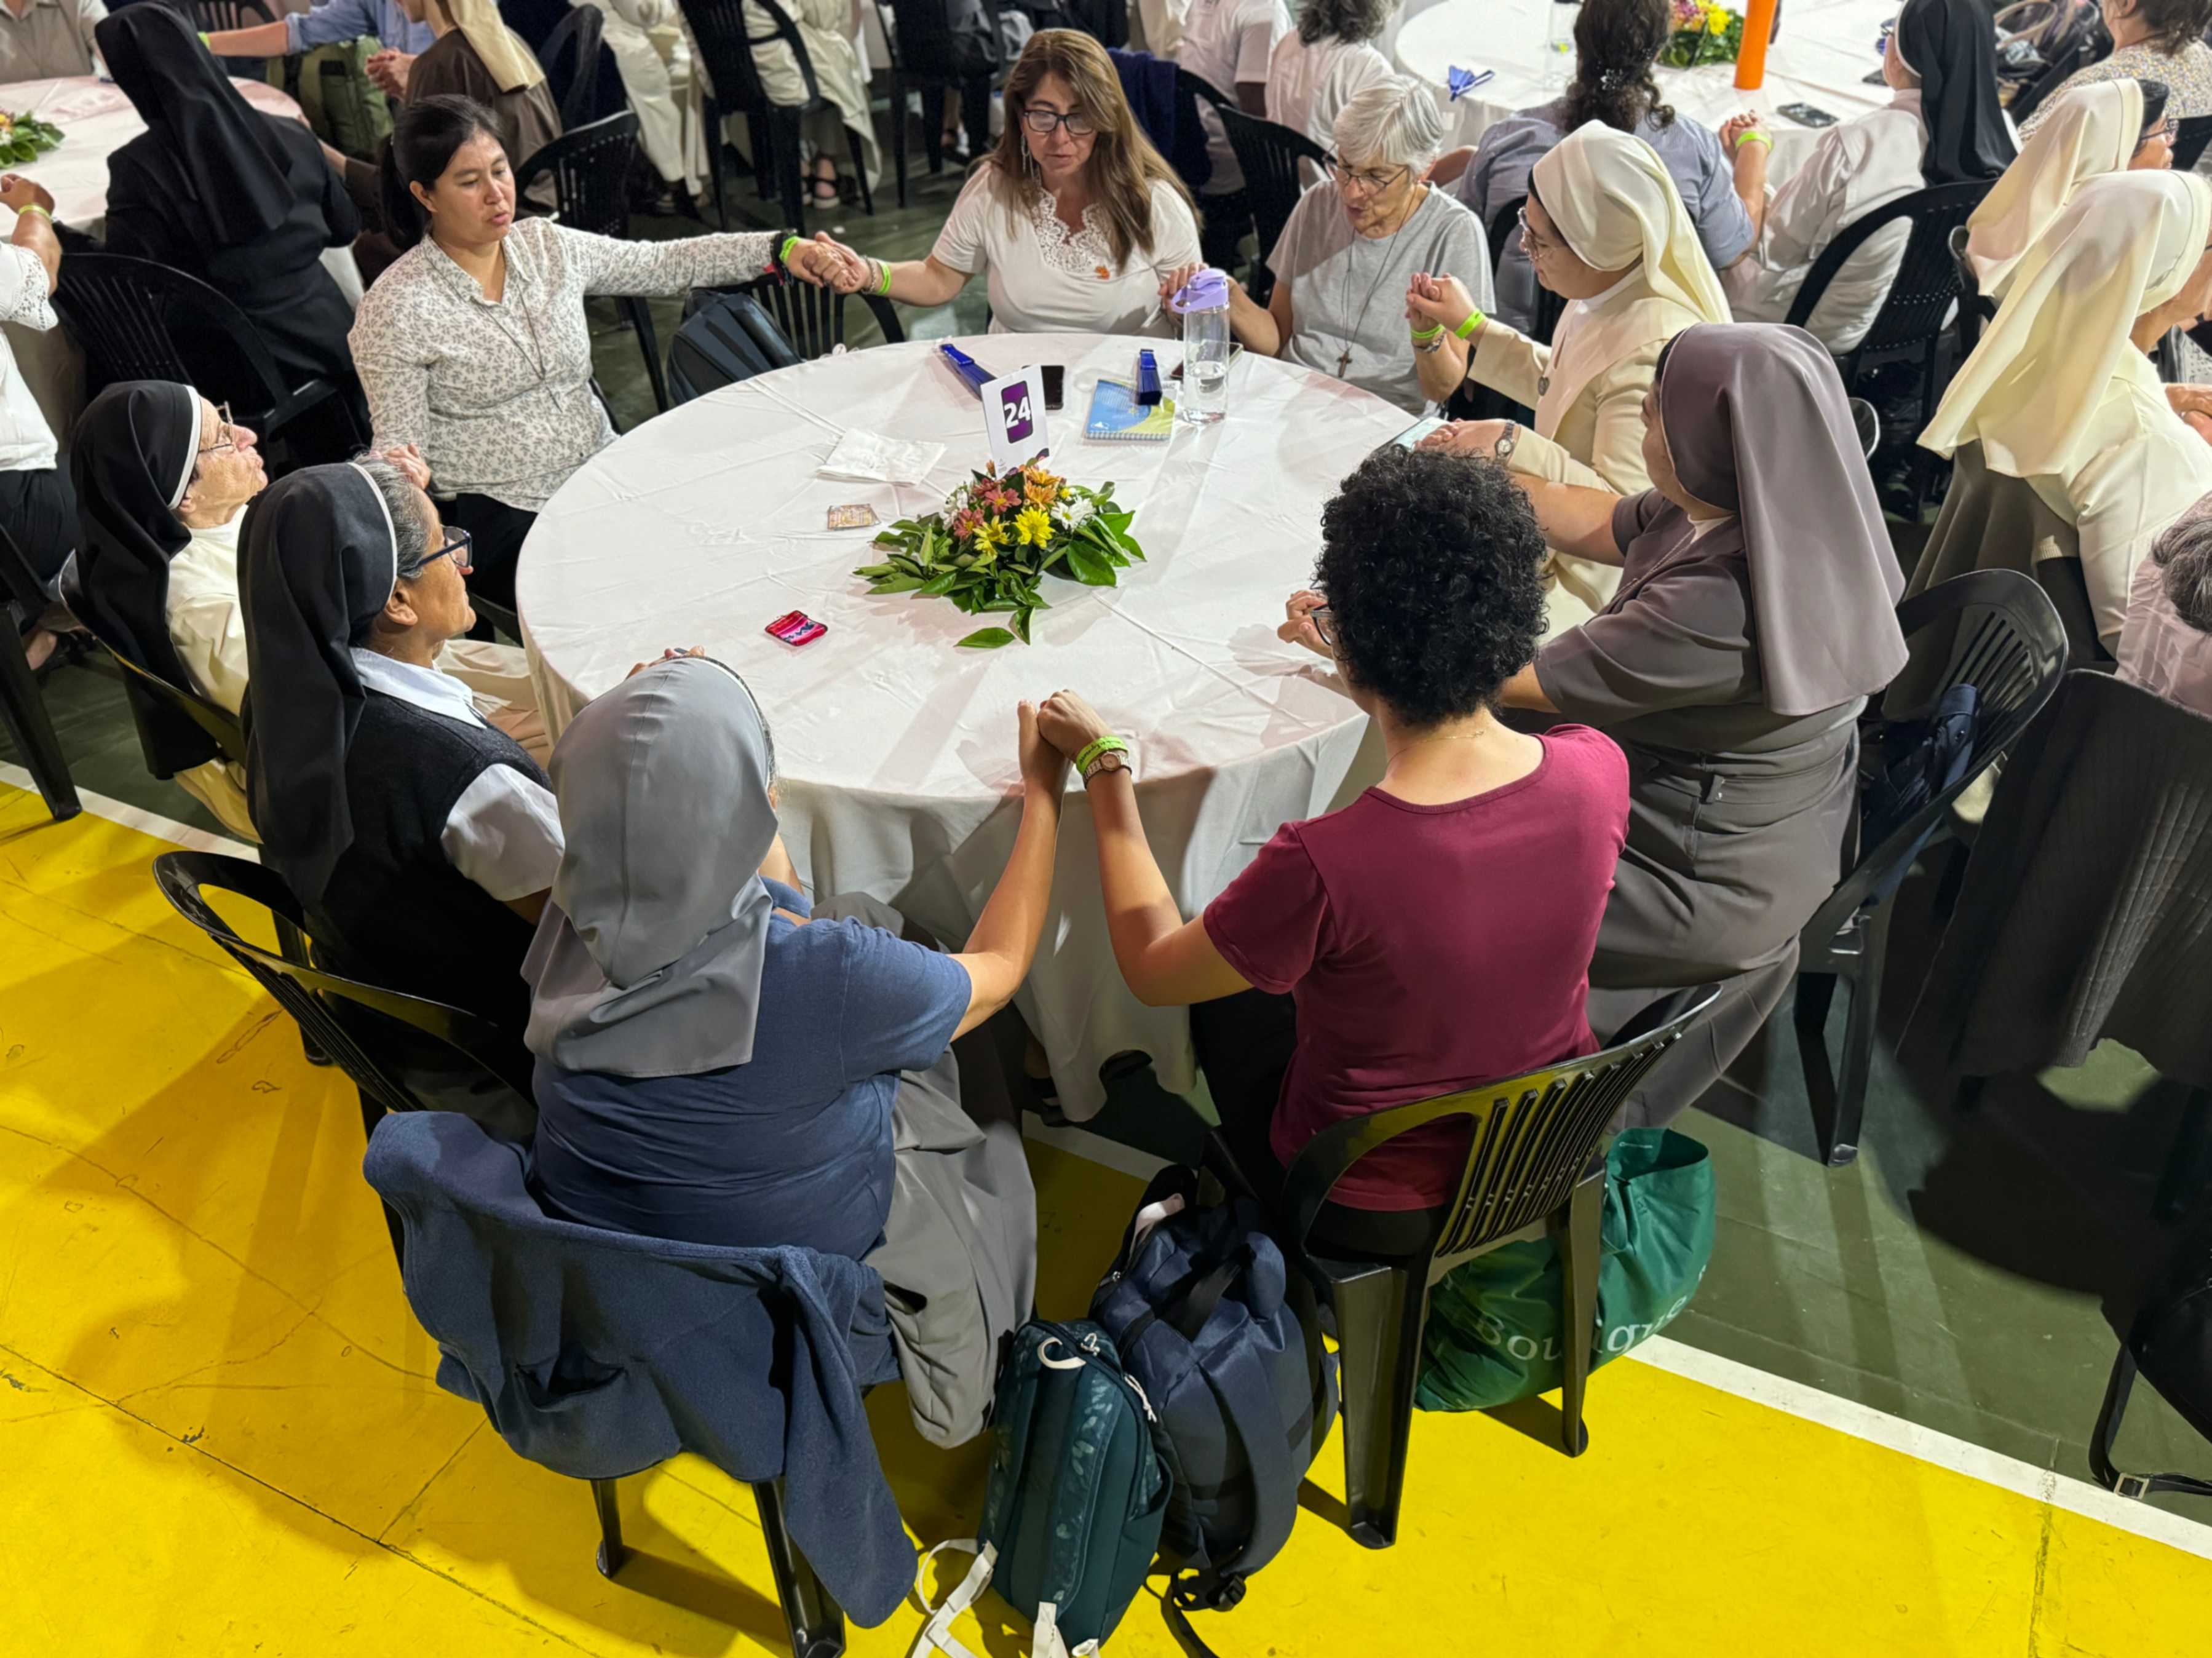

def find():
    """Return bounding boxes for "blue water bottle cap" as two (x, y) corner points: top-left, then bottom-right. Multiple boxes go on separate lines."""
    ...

(1168, 268), (1232, 315)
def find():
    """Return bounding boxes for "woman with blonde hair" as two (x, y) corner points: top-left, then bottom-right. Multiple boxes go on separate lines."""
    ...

(818, 30), (1202, 336)
(1406, 121), (1732, 636)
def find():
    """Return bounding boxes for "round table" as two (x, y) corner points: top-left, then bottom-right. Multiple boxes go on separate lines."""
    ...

(518, 331), (1407, 1119)
(0, 74), (363, 455)
(1394, 0), (1900, 184)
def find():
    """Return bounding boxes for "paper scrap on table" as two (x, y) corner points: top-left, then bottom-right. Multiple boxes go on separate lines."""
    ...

(819, 429), (945, 485)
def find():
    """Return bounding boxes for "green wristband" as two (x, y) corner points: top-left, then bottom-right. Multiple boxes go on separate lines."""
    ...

(1735, 129), (1773, 154)
(17, 204), (49, 222)
(1454, 307), (1486, 341)
(873, 259), (893, 298)
(1410, 321), (1445, 342)
(1074, 734), (1129, 777)
(778, 234), (803, 269)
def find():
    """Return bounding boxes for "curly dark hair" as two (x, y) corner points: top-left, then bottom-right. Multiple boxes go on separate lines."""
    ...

(1562, 0), (1676, 134)
(2128, 0), (2212, 57)
(1314, 447), (1548, 727)
(1296, 0), (1394, 46)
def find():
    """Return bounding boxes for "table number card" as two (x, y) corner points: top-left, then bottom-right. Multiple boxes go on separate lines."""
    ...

(980, 366), (1051, 470)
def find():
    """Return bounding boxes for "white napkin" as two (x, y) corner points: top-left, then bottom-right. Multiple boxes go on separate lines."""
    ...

(819, 429), (946, 486)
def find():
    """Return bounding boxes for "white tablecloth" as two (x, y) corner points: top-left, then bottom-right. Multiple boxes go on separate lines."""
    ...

(1395, 0), (1899, 184)
(518, 332), (1405, 1117)
(0, 75), (363, 454)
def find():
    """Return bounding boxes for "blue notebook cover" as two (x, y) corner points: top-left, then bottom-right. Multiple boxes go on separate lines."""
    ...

(1085, 378), (1176, 442)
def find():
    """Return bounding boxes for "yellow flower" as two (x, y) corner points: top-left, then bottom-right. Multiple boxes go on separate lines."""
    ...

(973, 517), (1009, 551)
(1015, 506), (1053, 547)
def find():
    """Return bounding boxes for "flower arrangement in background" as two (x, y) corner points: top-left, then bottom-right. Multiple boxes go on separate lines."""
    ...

(855, 461), (1143, 648)
(1660, 0), (1745, 65)
(0, 111), (63, 162)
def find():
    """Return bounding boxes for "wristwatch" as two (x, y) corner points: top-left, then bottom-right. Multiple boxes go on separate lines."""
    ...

(1082, 748), (1131, 783)
(1493, 422), (1519, 462)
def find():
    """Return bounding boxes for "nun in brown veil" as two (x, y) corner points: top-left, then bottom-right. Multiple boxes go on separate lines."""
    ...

(1497, 321), (1909, 1121)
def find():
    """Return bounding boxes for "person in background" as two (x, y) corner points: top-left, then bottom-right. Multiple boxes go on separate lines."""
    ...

(350, 95), (847, 608)
(1159, 77), (1489, 414)
(525, 657), (1049, 1446)
(1964, 79), (2171, 303)
(1266, 0), (1392, 184)
(200, 0), (435, 76)
(2021, 0), (2212, 131)
(1447, 322), (1909, 1126)
(1719, 0), (2013, 354)
(2119, 492), (2212, 715)
(0, 171), (71, 672)
(240, 460), (563, 1030)
(1175, 0), (1291, 267)
(0, 0), (102, 82)
(87, 9), (363, 406)
(585, 0), (709, 204)
(1406, 120), (1732, 637)
(815, 31), (1201, 337)
(1912, 170), (2212, 662)
(1045, 446), (1627, 1243)
(1432, 0), (1751, 337)
(747, 0), (880, 208)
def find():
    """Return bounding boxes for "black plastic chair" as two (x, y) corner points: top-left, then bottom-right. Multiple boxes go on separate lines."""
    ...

(683, 0), (874, 236)
(53, 254), (362, 467)
(1216, 106), (1326, 303)
(536, 2), (608, 132)
(708, 269), (907, 360)
(1792, 569), (2066, 1168)
(2005, 23), (2104, 125)
(1203, 985), (1722, 1550)
(1946, 222), (1996, 356)
(0, 526), (77, 822)
(1849, 397), (1880, 459)
(516, 113), (670, 413)
(878, 0), (1006, 208)
(1485, 194), (1565, 346)
(1786, 180), (1992, 509)
(2173, 113), (2212, 171)
(98, 642), (246, 776)
(1173, 67), (1252, 267)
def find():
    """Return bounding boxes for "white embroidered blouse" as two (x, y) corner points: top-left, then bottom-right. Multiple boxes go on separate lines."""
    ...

(349, 217), (778, 512)
(928, 164), (1203, 337)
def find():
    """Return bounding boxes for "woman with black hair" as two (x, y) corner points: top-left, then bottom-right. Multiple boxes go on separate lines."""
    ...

(1038, 447), (1629, 1245)
(1266, 0), (1394, 175)
(1432, 0), (1753, 335)
(1720, 0), (2015, 351)
(347, 95), (850, 608)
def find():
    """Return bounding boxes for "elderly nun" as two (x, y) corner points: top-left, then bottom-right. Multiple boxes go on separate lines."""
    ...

(523, 656), (1063, 1448)
(1157, 74), (1493, 414)
(1409, 120), (1733, 637)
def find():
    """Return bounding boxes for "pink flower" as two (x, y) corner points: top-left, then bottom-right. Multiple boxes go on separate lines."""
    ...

(951, 509), (979, 540)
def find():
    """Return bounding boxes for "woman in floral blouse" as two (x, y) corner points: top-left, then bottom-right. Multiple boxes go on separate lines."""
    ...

(347, 95), (849, 607)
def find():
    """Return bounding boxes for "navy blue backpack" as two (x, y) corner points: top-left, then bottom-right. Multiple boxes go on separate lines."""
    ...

(1090, 1166), (1337, 1648)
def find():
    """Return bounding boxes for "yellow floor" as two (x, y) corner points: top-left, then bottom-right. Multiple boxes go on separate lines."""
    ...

(3, 779), (2209, 1657)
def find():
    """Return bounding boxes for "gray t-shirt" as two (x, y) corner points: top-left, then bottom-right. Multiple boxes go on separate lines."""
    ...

(1266, 183), (1493, 414)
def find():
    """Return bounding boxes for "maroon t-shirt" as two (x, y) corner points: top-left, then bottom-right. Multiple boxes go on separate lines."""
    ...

(1202, 726), (1630, 1210)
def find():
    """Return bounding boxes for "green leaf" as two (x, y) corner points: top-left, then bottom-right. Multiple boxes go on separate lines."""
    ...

(919, 571), (960, 595)
(1101, 511), (1133, 534)
(867, 574), (926, 593)
(956, 627), (1018, 649)
(852, 563), (894, 579)
(1012, 606), (1034, 644)
(1063, 542), (1116, 586)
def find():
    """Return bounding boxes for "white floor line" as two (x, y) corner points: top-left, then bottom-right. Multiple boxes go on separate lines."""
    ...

(22, 774), (2212, 1565)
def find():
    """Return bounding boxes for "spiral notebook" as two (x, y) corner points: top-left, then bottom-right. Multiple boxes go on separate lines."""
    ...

(1085, 378), (1175, 442)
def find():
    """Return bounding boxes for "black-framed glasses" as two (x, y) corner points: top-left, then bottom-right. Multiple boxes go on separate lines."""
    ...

(1327, 159), (1409, 196)
(417, 527), (474, 576)
(198, 401), (237, 456)
(1309, 604), (1339, 651)
(1021, 106), (1096, 137)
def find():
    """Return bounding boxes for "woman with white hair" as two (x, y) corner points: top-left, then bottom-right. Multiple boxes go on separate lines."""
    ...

(1159, 76), (1491, 413)
(2120, 493), (2212, 715)
(1406, 121), (1730, 635)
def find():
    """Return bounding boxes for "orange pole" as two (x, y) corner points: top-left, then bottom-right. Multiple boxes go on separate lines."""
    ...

(1735, 0), (1777, 89)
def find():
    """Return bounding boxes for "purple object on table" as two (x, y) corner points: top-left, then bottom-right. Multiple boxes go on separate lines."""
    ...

(1167, 266), (1231, 315)
(1446, 65), (1494, 101)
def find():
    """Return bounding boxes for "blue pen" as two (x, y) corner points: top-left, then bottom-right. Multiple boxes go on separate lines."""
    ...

(938, 343), (993, 397)
(1135, 349), (1162, 407)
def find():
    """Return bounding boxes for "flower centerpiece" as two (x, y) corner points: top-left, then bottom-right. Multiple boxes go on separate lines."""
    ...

(854, 461), (1143, 648)
(1659, 0), (1745, 65)
(0, 111), (64, 164)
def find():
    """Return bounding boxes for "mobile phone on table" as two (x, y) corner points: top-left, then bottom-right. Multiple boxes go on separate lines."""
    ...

(765, 609), (828, 646)
(1041, 364), (1065, 410)
(1388, 415), (1447, 451)
(1778, 101), (1839, 127)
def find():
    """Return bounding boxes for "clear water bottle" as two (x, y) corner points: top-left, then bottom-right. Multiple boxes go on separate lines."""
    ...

(1544, 0), (1582, 89)
(1168, 267), (1232, 425)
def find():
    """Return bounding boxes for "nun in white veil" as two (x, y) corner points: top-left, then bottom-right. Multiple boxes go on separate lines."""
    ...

(1962, 79), (2162, 300)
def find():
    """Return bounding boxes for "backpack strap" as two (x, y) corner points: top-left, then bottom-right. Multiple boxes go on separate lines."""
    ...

(908, 1540), (995, 1658)
(2090, 1344), (2212, 1501)
(1184, 1324), (1303, 1598)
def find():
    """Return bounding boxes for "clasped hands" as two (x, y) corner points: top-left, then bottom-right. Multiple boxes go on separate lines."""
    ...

(782, 232), (879, 293)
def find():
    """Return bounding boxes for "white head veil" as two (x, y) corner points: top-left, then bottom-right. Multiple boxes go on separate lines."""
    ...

(1529, 122), (1732, 328)
(1964, 80), (2145, 299)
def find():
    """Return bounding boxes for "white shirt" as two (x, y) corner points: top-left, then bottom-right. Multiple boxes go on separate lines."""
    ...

(0, 240), (58, 473)
(2119, 542), (2212, 716)
(350, 647), (565, 902)
(165, 515), (250, 715)
(1266, 29), (1390, 178)
(1175, 0), (1290, 196)
(930, 167), (1203, 337)
(1723, 92), (1927, 355)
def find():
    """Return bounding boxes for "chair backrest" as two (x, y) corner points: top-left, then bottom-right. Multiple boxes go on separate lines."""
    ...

(2004, 13), (2106, 125)
(53, 253), (297, 426)
(715, 271), (908, 362)
(1786, 180), (1991, 360)
(536, 1), (607, 132)
(515, 110), (640, 240)
(1486, 194), (1565, 345)
(681, 0), (818, 112)
(2174, 113), (2212, 172)
(152, 851), (537, 1123)
(1801, 568), (2067, 939)
(1275, 985), (1723, 1266)
(101, 641), (248, 774)
(881, 0), (1005, 75)
(1849, 397), (1880, 458)
(188, 0), (276, 33)
(0, 520), (45, 613)
(1217, 106), (1327, 264)
(1946, 221), (1997, 352)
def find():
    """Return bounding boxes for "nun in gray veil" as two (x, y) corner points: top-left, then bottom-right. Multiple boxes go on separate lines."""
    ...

(523, 654), (1037, 1448)
(1501, 321), (1909, 1122)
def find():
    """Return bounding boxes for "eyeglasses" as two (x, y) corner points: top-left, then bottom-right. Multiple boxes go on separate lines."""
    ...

(198, 401), (237, 456)
(1518, 206), (1561, 258)
(1327, 159), (1409, 196)
(1309, 604), (1339, 651)
(416, 527), (474, 576)
(1021, 106), (1096, 138)
(2144, 118), (2181, 148)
